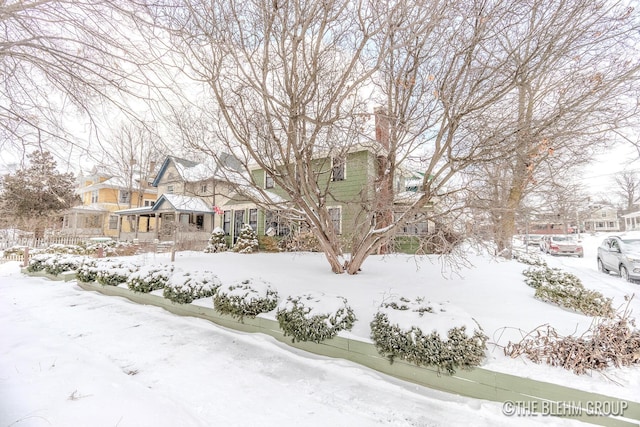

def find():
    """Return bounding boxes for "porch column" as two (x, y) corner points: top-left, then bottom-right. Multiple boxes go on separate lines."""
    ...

(117, 215), (123, 240)
(154, 213), (160, 241)
(134, 214), (140, 239)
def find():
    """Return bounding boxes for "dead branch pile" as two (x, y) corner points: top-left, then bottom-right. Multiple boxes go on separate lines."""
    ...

(504, 303), (640, 375)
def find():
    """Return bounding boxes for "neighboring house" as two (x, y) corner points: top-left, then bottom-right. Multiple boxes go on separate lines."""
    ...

(115, 156), (235, 247)
(583, 205), (621, 233)
(622, 210), (640, 231)
(55, 169), (157, 238)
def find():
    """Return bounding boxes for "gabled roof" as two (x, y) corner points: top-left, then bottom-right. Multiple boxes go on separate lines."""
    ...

(155, 194), (214, 213)
(152, 155), (232, 187)
(114, 194), (214, 215)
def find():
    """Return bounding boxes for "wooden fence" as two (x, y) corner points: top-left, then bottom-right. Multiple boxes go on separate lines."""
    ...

(0, 236), (86, 250)
(23, 270), (638, 427)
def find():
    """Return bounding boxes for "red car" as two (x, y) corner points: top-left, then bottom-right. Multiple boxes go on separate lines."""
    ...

(540, 235), (584, 257)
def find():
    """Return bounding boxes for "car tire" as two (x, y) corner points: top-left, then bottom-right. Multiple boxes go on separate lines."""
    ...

(598, 259), (609, 274)
(620, 265), (630, 282)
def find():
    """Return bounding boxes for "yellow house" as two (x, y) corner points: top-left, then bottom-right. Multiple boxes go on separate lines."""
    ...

(57, 169), (157, 238)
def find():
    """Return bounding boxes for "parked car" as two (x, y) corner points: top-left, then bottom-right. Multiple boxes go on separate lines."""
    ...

(597, 236), (640, 282)
(539, 235), (584, 257)
(524, 234), (544, 247)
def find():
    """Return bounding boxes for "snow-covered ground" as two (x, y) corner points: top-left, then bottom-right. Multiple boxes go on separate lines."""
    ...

(1, 233), (638, 426)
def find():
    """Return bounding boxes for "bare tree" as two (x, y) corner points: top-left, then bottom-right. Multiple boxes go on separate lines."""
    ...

(97, 122), (163, 208)
(613, 171), (640, 212)
(0, 0), (158, 166)
(145, 0), (640, 273)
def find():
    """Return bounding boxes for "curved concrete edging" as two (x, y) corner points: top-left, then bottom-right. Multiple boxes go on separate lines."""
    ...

(23, 270), (640, 427)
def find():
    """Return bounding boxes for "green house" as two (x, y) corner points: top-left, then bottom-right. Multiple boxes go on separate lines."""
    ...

(218, 146), (434, 253)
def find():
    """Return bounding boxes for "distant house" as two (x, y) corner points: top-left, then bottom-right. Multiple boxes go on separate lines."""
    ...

(115, 156), (235, 248)
(622, 211), (640, 231)
(55, 169), (157, 238)
(583, 205), (621, 233)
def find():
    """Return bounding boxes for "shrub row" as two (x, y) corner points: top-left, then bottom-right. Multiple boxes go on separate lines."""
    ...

(523, 267), (614, 318)
(29, 255), (488, 374)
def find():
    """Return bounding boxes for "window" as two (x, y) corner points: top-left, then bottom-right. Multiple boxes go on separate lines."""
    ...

(167, 185), (174, 194)
(196, 214), (204, 230)
(328, 207), (341, 234)
(265, 210), (290, 236)
(91, 190), (99, 204)
(223, 210), (231, 235)
(108, 215), (118, 230)
(119, 190), (131, 203)
(144, 200), (155, 207)
(201, 184), (208, 194)
(331, 157), (345, 181)
(265, 174), (274, 189)
(86, 215), (101, 228)
(249, 209), (258, 231)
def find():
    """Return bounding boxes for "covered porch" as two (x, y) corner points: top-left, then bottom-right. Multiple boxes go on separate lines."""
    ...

(115, 194), (216, 248)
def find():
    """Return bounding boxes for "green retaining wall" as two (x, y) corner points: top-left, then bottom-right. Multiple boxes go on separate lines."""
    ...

(22, 270), (640, 427)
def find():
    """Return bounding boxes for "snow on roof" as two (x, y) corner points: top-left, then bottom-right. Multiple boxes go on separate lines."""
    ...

(173, 159), (218, 182)
(159, 194), (214, 213)
(68, 205), (110, 213)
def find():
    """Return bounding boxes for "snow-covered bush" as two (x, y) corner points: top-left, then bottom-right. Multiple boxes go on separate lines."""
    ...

(204, 227), (227, 253)
(76, 259), (99, 282)
(276, 293), (356, 343)
(43, 244), (86, 255)
(127, 264), (175, 293)
(513, 250), (547, 267)
(43, 254), (88, 276)
(232, 224), (259, 254)
(214, 278), (278, 320)
(95, 259), (139, 286)
(26, 253), (57, 272)
(370, 297), (488, 374)
(163, 270), (221, 304)
(523, 267), (614, 317)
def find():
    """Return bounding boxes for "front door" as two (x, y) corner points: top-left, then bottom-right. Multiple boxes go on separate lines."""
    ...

(233, 210), (245, 244)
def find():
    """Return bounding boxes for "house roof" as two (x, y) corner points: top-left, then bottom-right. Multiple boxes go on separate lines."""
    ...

(77, 175), (157, 195)
(151, 155), (240, 187)
(114, 194), (214, 216)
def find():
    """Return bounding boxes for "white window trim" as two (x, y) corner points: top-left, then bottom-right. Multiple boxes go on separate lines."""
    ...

(331, 157), (347, 181)
(265, 173), (274, 189)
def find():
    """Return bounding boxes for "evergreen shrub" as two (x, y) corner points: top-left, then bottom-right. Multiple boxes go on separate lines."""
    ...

(163, 270), (221, 304)
(127, 264), (175, 293)
(76, 259), (99, 282)
(43, 254), (88, 276)
(214, 278), (278, 320)
(370, 297), (488, 374)
(276, 293), (356, 343)
(204, 227), (227, 253)
(27, 253), (56, 272)
(95, 259), (139, 286)
(523, 267), (614, 317)
(232, 224), (259, 253)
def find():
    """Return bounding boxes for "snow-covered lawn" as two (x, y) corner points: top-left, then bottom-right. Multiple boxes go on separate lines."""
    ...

(1, 232), (638, 426)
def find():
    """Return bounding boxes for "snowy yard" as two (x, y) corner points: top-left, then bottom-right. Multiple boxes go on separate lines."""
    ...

(1, 233), (639, 426)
